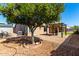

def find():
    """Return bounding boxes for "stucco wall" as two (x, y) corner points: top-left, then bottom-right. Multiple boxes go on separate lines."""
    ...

(0, 27), (13, 33)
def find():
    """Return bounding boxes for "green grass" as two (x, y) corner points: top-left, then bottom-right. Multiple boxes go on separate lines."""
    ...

(66, 31), (74, 35)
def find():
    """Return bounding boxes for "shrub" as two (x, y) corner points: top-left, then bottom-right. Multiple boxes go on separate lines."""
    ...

(73, 30), (79, 34)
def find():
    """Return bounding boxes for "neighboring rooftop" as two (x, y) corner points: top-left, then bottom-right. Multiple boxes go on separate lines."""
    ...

(0, 23), (13, 28)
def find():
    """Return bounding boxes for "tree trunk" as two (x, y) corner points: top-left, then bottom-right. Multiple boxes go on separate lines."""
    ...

(65, 25), (67, 35)
(61, 27), (63, 38)
(31, 30), (35, 44)
(46, 27), (48, 34)
(46, 24), (48, 35)
(25, 26), (29, 36)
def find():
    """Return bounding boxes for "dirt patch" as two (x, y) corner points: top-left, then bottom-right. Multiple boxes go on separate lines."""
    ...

(68, 34), (79, 47)
(0, 40), (57, 56)
(50, 34), (79, 56)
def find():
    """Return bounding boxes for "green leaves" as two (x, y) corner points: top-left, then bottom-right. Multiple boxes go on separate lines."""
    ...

(0, 3), (64, 44)
(0, 3), (64, 29)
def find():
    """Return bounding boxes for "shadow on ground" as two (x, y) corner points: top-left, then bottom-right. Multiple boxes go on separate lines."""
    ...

(50, 33), (79, 56)
(1, 36), (43, 47)
(40, 33), (56, 36)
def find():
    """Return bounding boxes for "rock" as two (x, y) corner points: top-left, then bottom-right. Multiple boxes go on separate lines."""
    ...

(35, 42), (40, 45)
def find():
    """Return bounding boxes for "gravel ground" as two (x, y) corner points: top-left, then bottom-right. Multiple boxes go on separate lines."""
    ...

(0, 34), (67, 56)
(0, 40), (58, 56)
(0, 27), (69, 56)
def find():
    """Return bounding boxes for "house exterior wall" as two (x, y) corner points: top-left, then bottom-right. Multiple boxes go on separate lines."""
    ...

(13, 24), (29, 35)
(0, 27), (13, 33)
(49, 23), (65, 33)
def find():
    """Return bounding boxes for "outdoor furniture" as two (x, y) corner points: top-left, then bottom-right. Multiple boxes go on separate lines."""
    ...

(0, 31), (9, 38)
(0, 33), (3, 38)
(17, 31), (23, 36)
(3, 31), (9, 38)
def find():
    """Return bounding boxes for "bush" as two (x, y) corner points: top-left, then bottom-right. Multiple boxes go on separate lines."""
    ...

(73, 30), (79, 34)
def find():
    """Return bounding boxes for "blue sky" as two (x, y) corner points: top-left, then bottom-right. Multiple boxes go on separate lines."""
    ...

(0, 15), (7, 24)
(61, 3), (79, 26)
(0, 3), (79, 26)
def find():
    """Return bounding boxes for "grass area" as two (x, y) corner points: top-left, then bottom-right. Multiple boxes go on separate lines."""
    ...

(67, 31), (73, 35)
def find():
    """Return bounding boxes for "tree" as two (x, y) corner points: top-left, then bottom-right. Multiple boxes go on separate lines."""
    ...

(40, 4), (64, 34)
(70, 25), (79, 31)
(0, 3), (64, 44)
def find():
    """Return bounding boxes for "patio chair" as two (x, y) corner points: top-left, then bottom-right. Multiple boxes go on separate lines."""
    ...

(3, 31), (9, 37)
(0, 33), (3, 38)
(0, 31), (9, 38)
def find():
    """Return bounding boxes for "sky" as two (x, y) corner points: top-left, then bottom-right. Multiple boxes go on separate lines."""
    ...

(0, 15), (7, 24)
(0, 3), (79, 26)
(61, 3), (79, 26)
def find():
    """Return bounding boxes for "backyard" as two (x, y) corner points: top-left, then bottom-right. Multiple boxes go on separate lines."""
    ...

(0, 32), (67, 56)
(0, 27), (78, 56)
(0, 3), (79, 56)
